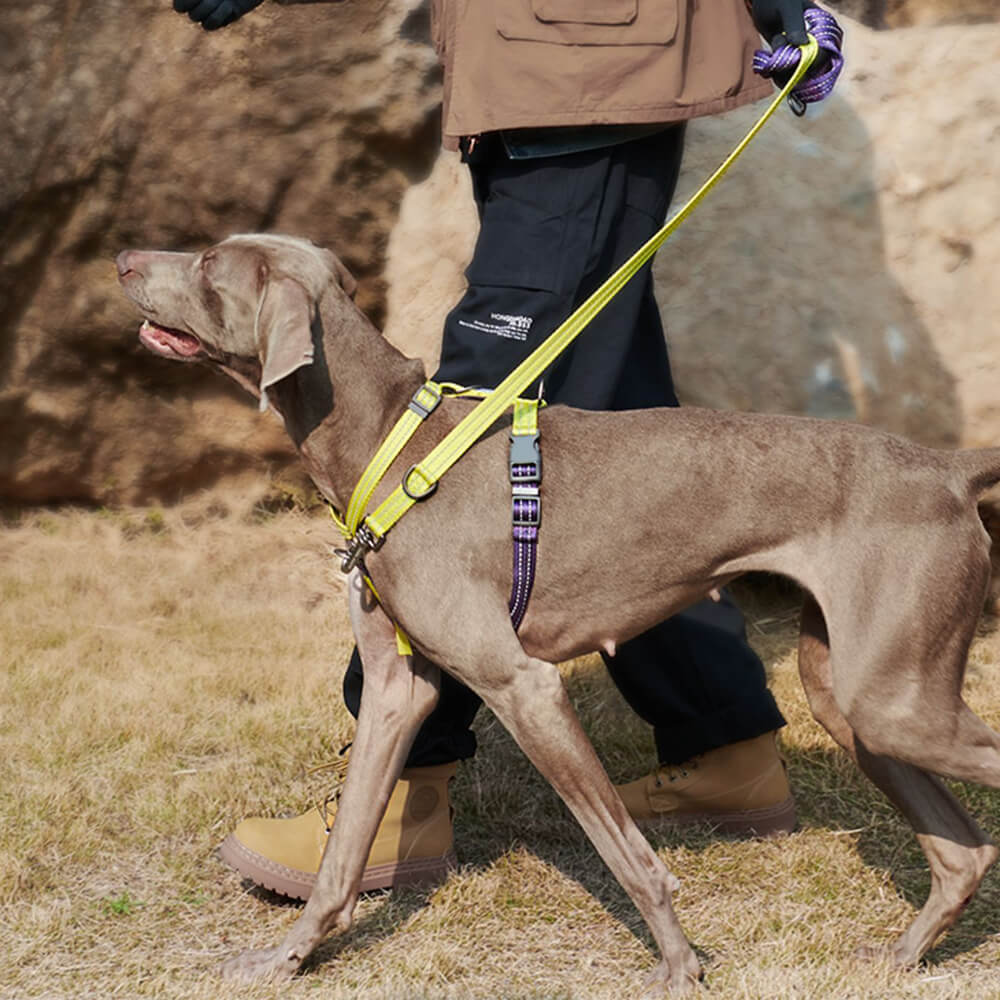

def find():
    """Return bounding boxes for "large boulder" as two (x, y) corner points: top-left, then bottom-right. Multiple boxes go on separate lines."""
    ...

(885, 0), (999, 26)
(385, 20), (1000, 459)
(825, 0), (998, 27)
(1, 2), (997, 505)
(0, 0), (440, 504)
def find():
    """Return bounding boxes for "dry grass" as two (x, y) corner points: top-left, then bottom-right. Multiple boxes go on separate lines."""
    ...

(2, 500), (999, 999)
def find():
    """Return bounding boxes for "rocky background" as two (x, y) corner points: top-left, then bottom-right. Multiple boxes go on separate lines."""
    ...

(1, 0), (998, 506)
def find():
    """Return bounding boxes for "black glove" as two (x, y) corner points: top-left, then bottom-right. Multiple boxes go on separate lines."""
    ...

(749, 0), (813, 48)
(173, 0), (265, 30)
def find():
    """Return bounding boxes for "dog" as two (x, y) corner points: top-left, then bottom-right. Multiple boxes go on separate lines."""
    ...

(117, 233), (1000, 995)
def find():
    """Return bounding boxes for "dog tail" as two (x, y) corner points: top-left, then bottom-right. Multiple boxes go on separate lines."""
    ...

(960, 447), (1000, 496)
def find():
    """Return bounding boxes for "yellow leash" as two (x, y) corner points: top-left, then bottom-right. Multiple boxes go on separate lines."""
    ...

(337, 38), (820, 572)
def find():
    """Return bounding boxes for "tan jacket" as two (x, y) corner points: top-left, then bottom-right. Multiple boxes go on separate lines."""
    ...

(431, 0), (773, 150)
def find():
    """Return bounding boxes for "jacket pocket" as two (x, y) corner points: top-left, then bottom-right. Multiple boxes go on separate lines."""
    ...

(497, 0), (678, 45)
(533, 0), (636, 25)
(464, 213), (565, 293)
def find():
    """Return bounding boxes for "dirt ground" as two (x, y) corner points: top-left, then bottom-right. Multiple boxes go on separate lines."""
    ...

(2, 498), (999, 999)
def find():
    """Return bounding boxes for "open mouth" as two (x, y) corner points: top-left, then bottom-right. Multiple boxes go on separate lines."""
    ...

(138, 320), (202, 359)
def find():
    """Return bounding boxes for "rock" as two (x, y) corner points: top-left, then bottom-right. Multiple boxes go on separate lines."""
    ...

(826, 0), (999, 27)
(885, 0), (999, 26)
(385, 20), (1000, 461)
(2, 3), (998, 507)
(0, 0), (441, 504)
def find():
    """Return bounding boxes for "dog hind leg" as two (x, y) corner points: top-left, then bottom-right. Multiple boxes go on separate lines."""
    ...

(221, 572), (442, 982)
(823, 540), (1000, 790)
(798, 595), (998, 966)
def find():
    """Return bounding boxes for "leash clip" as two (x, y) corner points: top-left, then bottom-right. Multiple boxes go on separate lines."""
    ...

(338, 522), (385, 574)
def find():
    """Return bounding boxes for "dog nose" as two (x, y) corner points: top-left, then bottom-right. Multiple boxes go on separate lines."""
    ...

(116, 250), (138, 278)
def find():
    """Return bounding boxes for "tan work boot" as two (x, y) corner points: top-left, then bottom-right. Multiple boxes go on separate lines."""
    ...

(615, 732), (795, 837)
(219, 760), (458, 900)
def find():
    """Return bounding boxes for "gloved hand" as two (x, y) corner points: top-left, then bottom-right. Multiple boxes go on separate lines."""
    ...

(749, 0), (814, 48)
(173, 0), (265, 30)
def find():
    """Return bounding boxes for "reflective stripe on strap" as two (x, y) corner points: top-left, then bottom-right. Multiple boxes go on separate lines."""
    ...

(509, 398), (541, 631)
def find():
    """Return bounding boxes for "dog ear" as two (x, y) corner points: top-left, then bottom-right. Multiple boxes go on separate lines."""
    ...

(333, 256), (358, 300)
(256, 276), (315, 413)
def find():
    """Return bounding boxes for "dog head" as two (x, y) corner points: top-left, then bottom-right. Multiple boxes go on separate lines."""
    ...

(116, 234), (357, 411)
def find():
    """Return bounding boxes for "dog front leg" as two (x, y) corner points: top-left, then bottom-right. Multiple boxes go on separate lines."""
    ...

(471, 649), (702, 997)
(221, 572), (441, 982)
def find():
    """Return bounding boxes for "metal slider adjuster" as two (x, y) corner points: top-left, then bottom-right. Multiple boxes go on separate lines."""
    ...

(402, 464), (438, 502)
(338, 521), (385, 574)
(408, 382), (442, 420)
(787, 93), (807, 117)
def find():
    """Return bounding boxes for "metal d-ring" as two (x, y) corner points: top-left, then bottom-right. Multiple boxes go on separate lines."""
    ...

(402, 464), (438, 502)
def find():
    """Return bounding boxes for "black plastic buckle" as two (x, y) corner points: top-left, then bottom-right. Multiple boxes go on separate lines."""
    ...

(509, 431), (541, 483)
(511, 491), (541, 528)
(339, 522), (385, 574)
(408, 383), (442, 420)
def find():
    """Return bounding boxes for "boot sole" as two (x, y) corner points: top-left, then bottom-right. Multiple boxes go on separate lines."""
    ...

(218, 834), (458, 902)
(634, 794), (797, 838)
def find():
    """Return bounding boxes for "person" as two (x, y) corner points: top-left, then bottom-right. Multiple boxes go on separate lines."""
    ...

(173, 0), (813, 900)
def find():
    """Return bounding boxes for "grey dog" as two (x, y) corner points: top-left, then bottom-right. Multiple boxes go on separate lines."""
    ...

(117, 233), (1000, 995)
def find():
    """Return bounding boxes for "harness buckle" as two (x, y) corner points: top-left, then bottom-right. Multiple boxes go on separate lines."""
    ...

(339, 522), (385, 574)
(509, 431), (541, 483)
(408, 382), (443, 420)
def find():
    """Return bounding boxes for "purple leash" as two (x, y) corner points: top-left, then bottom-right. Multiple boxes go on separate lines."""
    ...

(752, 7), (845, 114)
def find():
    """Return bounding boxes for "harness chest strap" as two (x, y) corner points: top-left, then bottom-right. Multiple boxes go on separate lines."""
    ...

(332, 380), (445, 572)
(331, 385), (542, 651)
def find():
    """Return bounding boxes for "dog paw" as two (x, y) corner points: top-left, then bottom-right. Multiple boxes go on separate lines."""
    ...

(641, 957), (704, 997)
(854, 941), (918, 969)
(854, 943), (888, 963)
(220, 945), (299, 982)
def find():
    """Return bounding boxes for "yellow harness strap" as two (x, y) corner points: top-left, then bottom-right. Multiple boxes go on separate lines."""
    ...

(364, 574), (414, 657)
(344, 381), (443, 537)
(328, 508), (413, 655)
(511, 396), (540, 439)
(332, 384), (541, 654)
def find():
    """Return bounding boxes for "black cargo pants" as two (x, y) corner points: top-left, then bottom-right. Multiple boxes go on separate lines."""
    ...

(344, 126), (785, 766)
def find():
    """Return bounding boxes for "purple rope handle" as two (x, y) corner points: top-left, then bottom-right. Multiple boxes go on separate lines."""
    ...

(752, 7), (845, 108)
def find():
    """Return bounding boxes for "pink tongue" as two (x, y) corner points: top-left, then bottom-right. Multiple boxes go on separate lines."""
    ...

(142, 322), (201, 356)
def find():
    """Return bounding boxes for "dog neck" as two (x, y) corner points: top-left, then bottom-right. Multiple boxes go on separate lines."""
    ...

(265, 287), (427, 512)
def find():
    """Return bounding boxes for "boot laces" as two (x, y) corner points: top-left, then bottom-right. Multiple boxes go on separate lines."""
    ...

(305, 743), (352, 833)
(653, 757), (700, 788)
